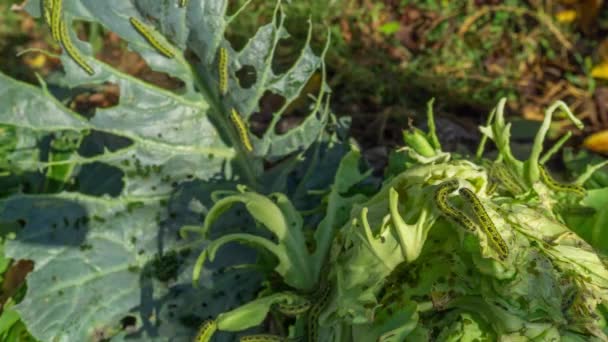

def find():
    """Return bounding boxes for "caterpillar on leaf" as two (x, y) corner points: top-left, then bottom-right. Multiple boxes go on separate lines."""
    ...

(459, 188), (509, 260)
(230, 108), (254, 152)
(218, 47), (229, 96)
(434, 180), (477, 233)
(307, 285), (331, 342)
(194, 320), (216, 342)
(59, 20), (94, 75)
(129, 17), (175, 59)
(538, 164), (586, 197)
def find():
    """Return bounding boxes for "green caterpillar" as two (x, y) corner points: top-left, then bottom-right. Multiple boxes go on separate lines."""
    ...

(50, 0), (62, 42)
(42, 0), (53, 26)
(240, 335), (284, 342)
(129, 17), (175, 58)
(458, 188), (509, 260)
(230, 108), (254, 152)
(42, 0), (60, 41)
(307, 284), (331, 342)
(434, 180), (477, 232)
(489, 163), (525, 196)
(276, 298), (312, 316)
(486, 181), (498, 196)
(538, 164), (586, 197)
(218, 47), (229, 96)
(193, 320), (217, 342)
(59, 20), (94, 75)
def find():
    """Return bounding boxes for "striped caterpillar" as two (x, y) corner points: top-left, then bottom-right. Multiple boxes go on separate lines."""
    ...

(238, 293), (313, 341)
(435, 181), (509, 260)
(230, 108), (254, 152)
(488, 163), (525, 196)
(307, 284), (331, 342)
(218, 47), (229, 96)
(434, 180), (477, 232)
(538, 164), (586, 197)
(193, 320), (216, 342)
(276, 297), (312, 316)
(129, 17), (175, 59)
(458, 188), (509, 260)
(42, 0), (53, 27)
(41, 0), (95, 75)
(45, 0), (63, 42)
(59, 20), (94, 75)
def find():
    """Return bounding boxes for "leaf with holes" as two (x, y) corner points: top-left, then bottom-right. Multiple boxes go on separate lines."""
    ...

(0, 0), (333, 340)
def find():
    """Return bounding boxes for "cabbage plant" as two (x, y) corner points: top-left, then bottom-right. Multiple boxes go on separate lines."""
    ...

(2, 0), (608, 340)
(190, 99), (608, 341)
(0, 0), (337, 340)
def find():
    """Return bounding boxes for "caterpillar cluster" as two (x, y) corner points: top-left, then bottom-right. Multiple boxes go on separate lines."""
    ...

(43, 0), (94, 75)
(433, 180), (477, 233)
(220, 52), (254, 152)
(434, 181), (509, 260)
(458, 188), (509, 260)
(129, 17), (175, 58)
(488, 163), (525, 196)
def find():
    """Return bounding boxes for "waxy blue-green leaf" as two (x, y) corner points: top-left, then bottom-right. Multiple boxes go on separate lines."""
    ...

(0, 0), (332, 340)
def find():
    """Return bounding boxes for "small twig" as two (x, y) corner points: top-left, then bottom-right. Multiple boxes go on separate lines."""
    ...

(458, 5), (572, 50)
(16, 48), (61, 59)
(538, 82), (566, 104)
(426, 13), (460, 34)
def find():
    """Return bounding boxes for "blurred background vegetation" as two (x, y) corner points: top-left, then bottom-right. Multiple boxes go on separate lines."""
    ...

(223, 0), (608, 165)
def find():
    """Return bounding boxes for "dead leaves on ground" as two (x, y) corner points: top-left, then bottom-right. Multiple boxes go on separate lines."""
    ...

(0, 260), (34, 312)
(347, 1), (608, 146)
(557, 0), (604, 34)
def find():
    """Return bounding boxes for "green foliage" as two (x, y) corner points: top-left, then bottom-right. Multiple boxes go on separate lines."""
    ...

(180, 148), (369, 339)
(0, 0), (336, 340)
(193, 99), (608, 341)
(1, 1), (608, 341)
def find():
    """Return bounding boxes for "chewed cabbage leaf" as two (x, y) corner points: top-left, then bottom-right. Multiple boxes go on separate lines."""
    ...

(0, 0), (332, 340)
(187, 99), (608, 341)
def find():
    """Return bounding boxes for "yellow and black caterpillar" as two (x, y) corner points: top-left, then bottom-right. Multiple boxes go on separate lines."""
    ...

(230, 109), (254, 152)
(218, 47), (229, 96)
(43, 0), (95, 75)
(129, 17), (175, 59)
(434, 181), (509, 260)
